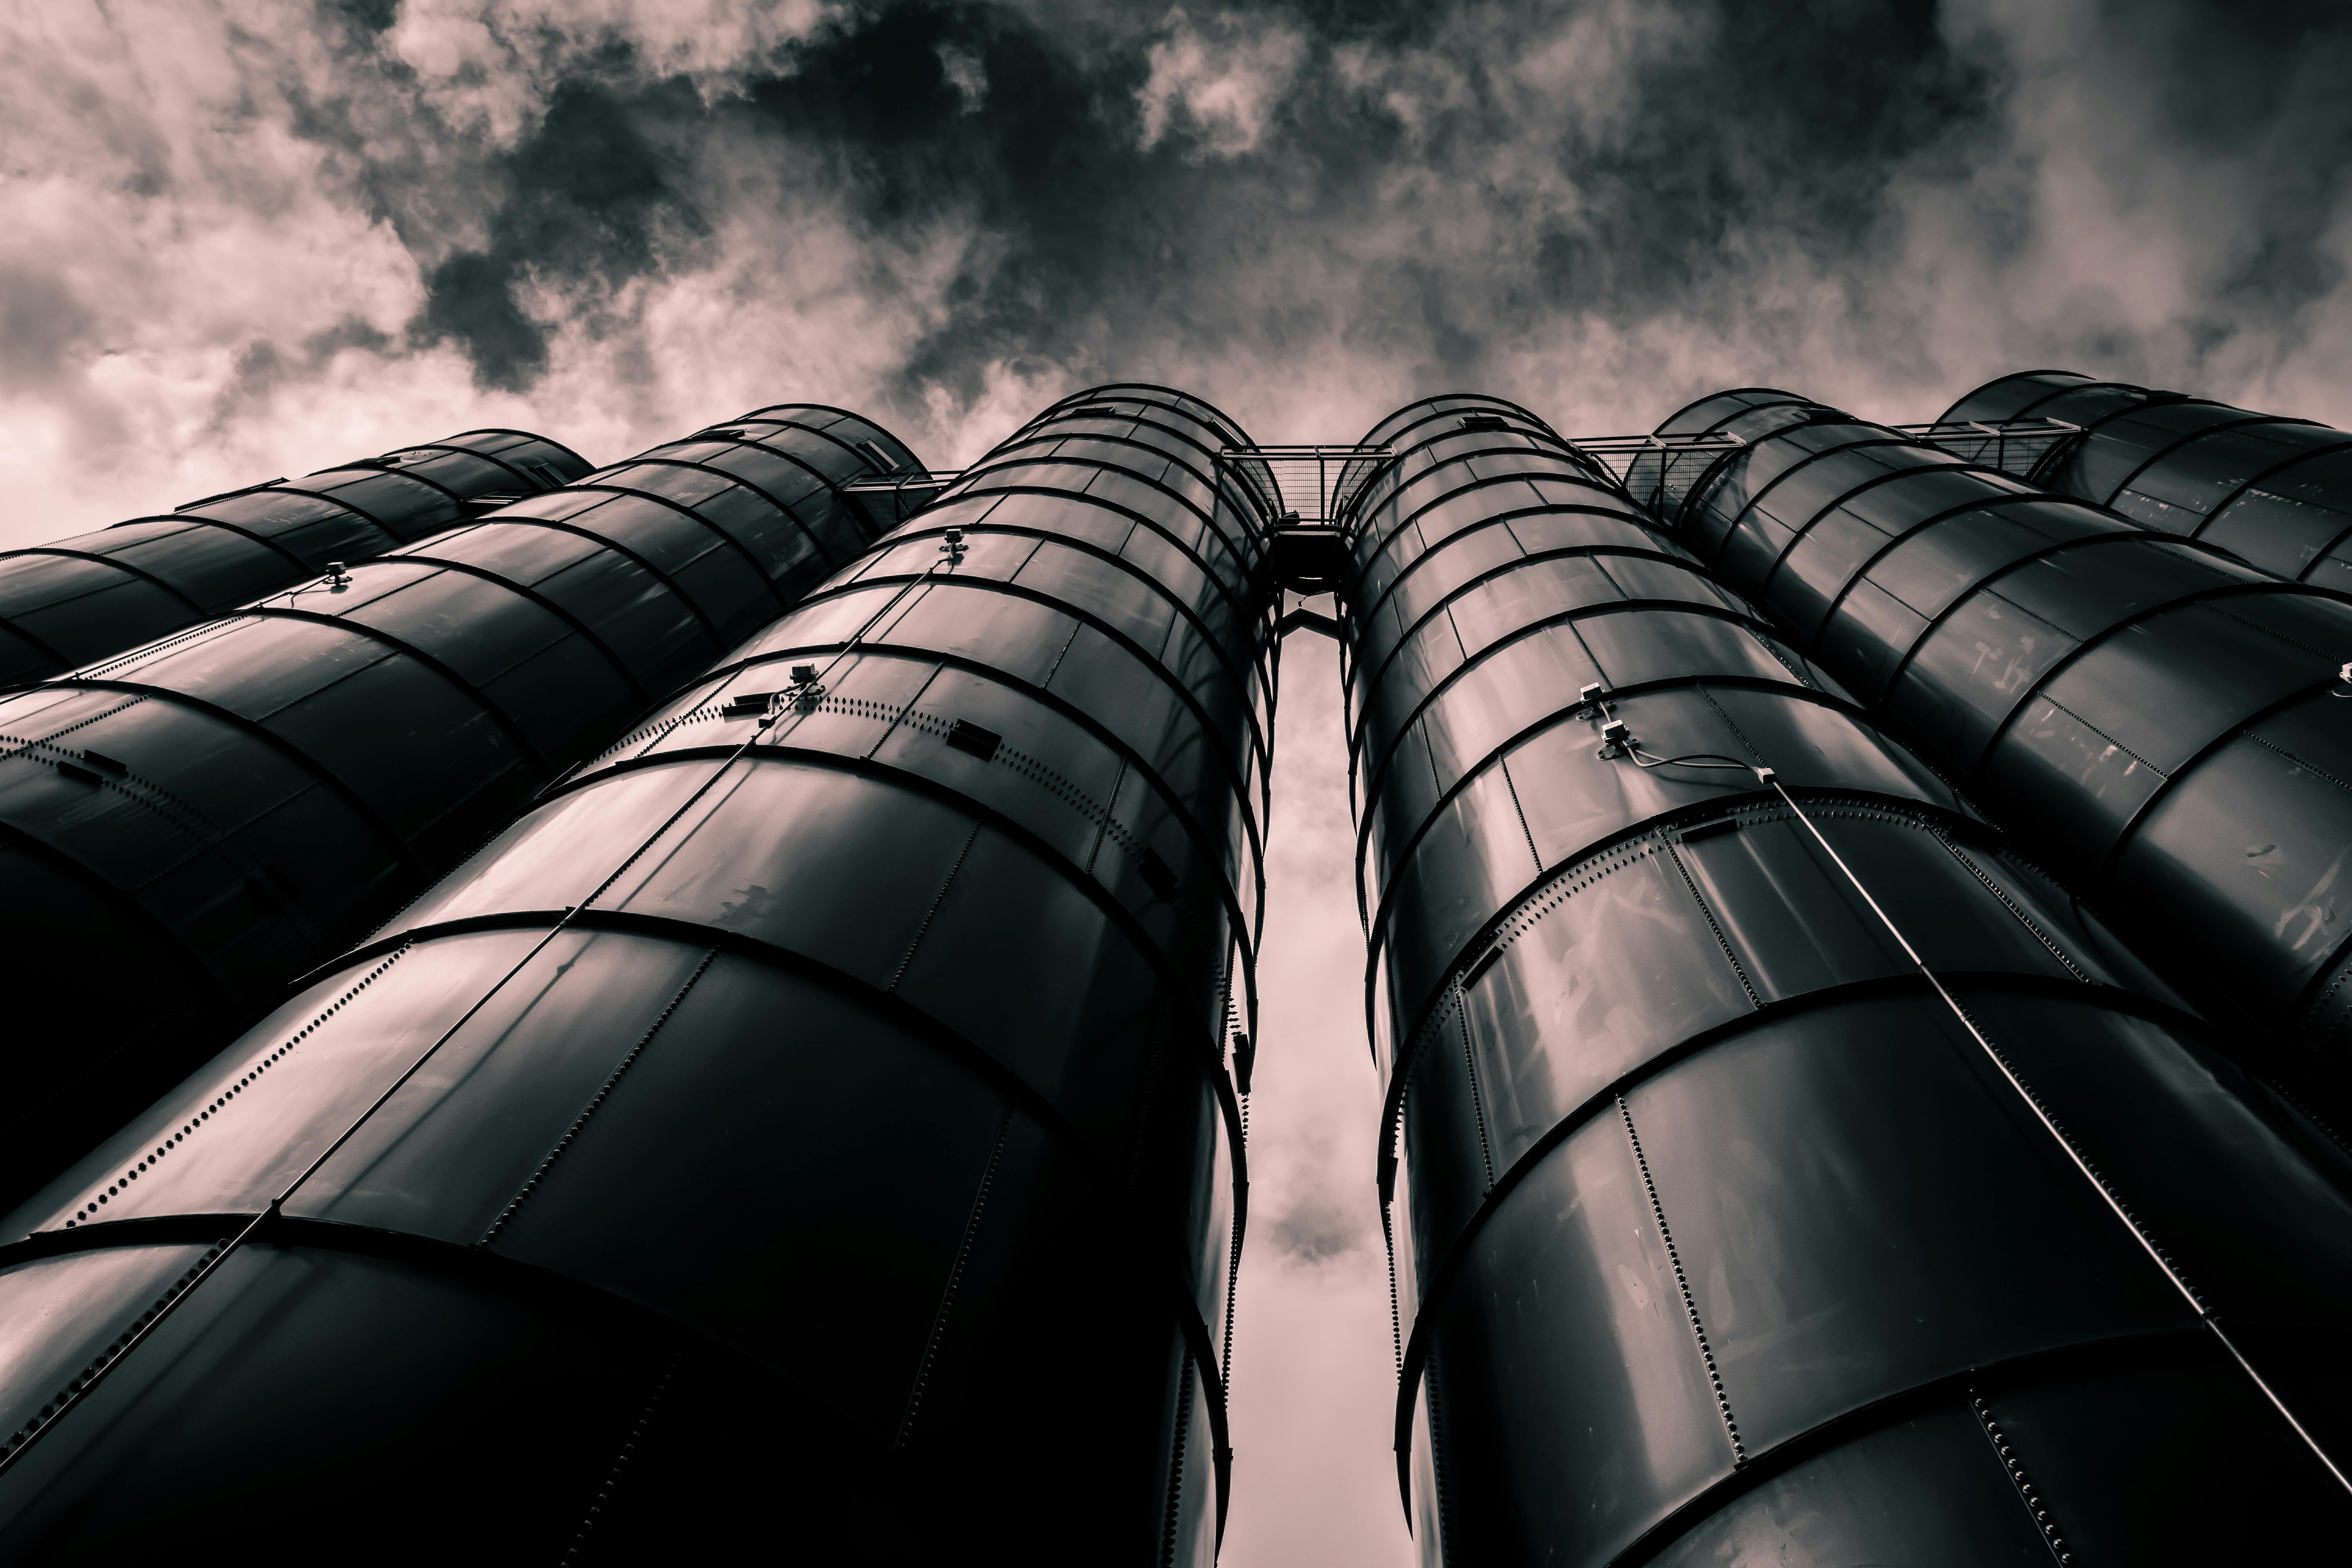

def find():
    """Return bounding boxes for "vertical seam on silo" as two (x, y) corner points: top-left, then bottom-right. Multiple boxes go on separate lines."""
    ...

(3, 1240), (230, 1455)
(1662, 841), (1761, 1008)
(75, 619), (254, 679)
(97, 752), (332, 935)
(12, 729), (334, 950)
(1221, 967), (1246, 1392)
(1438, 603), (1472, 666)
(1495, 755), (1543, 873)
(1766, 779), (2347, 1490)
(2242, 728), (2352, 797)
(1038, 619), (1085, 685)
(1381, 1194), (1404, 1375)
(1939, 996), (2207, 1312)
(2038, 696), (2167, 780)
(2204, 597), (2347, 665)
(561, 1352), (682, 1565)
(65, 940), (416, 1228)
(1743, 624), (1818, 688)
(864, 662), (947, 760)
(2260, 1067), (2352, 1160)
(1457, 993), (1496, 1192)
(1084, 758), (1128, 875)
(896, 1103), (1013, 1453)
(479, 949), (715, 1246)
(1968, 1387), (2074, 1564)
(1221, 1216), (1244, 1397)
(1158, 1347), (1196, 1568)
(887, 821), (982, 991)
(1425, 1347), (1460, 1554)
(1928, 828), (2092, 982)
(1619, 1094), (1746, 1467)
(1693, 683), (1768, 762)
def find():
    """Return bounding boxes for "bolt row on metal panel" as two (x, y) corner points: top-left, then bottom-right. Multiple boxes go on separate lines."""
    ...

(0, 386), (1274, 1564)
(0, 406), (914, 1212)
(1345, 390), (2352, 1564)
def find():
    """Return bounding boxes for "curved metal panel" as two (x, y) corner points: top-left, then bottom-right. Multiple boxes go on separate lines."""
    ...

(0, 430), (592, 686)
(0, 388), (1269, 1563)
(0, 1231), (902, 1561)
(1937, 368), (2103, 426)
(1942, 368), (2352, 595)
(0, 408), (915, 1214)
(1351, 392), (2352, 1565)
(1670, 399), (2352, 1098)
(1620, 388), (1826, 520)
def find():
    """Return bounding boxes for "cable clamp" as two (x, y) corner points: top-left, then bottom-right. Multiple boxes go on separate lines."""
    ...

(786, 663), (826, 714)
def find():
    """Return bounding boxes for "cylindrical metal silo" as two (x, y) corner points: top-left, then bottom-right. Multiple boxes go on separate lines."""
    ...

(1612, 387), (1816, 524)
(1347, 392), (2352, 1564)
(0, 406), (918, 1210)
(1941, 370), (2352, 591)
(1651, 391), (2352, 1097)
(0, 385), (1270, 1564)
(0, 429), (591, 682)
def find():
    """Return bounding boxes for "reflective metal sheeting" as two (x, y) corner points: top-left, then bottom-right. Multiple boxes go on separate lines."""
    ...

(0, 387), (1269, 1563)
(1348, 393), (2352, 1564)
(0, 429), (592, 684)
(1942, 368), (2352, 594)
(1670, 392), (2352, 1100)
(1626, 387), (1823, 519)
(0, 407), (915, 1212)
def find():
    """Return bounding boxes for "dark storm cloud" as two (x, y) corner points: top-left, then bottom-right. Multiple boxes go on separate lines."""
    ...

(380, 1), (2012, 413)
(1537, 7), (1989, 308)
(0, 265), (99, 389)
(2096, 0), (2352, 337)
(1268, 1195), (1362, 1265)
(10, 15), (2352, 1563)
(211, 316), (398, 433)
(14, 0), (2352, 539)
(384, 0), (2352, 438)
(737, 3), (1175, 405)
(417, 76), (712, 388)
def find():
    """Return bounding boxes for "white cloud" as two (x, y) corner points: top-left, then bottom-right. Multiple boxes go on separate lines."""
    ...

(1138, 7), (1307, 158)
(936, 41), (987, 110)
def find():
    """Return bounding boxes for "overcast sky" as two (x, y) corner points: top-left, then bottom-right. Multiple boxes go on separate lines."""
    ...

(9, 1), (2352, 1561)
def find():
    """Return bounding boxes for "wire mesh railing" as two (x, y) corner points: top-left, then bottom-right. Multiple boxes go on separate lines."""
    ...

(844, 418), (2082, 539)
(1572, 416), (2084, 517)
(1215, 446), (1394, 529)
(1898, 416), (2082, 478)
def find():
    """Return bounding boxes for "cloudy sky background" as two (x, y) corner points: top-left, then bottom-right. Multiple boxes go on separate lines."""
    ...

(8, 1), (2352, 1560)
